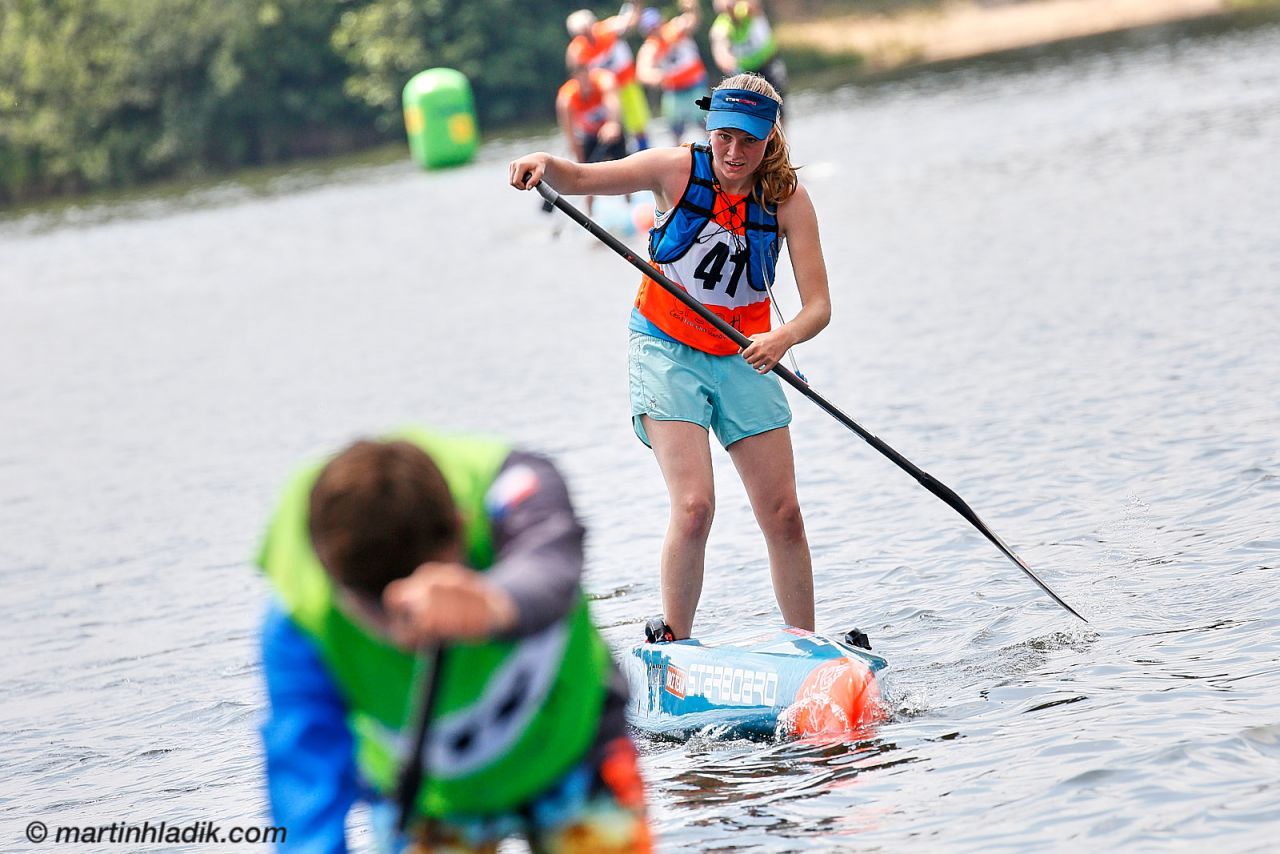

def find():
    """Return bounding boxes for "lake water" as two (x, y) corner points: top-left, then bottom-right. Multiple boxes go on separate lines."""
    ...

(2, 11), (1278, 853)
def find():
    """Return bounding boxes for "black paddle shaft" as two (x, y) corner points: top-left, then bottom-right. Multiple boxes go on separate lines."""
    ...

(532, 179), (1085, 622)
(395, 646), (445, 835)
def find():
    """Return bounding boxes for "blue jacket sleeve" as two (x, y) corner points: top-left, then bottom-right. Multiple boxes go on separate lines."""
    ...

(260, 601), (359, 854)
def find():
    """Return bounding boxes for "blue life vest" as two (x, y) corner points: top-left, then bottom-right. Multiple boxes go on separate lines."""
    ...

(648, 144), (780, 292)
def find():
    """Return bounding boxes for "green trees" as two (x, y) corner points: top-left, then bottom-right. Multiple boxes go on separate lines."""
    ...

(333, 0), (575, 129)
(0, 0), (586, 203)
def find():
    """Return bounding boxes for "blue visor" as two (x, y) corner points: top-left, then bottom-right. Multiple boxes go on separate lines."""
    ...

(700, 88), (779, 140)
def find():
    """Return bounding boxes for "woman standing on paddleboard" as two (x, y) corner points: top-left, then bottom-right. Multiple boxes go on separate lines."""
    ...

(510, 73), (830, 641)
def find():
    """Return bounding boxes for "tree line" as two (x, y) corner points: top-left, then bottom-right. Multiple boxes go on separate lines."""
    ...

(0, 0), (607, 204)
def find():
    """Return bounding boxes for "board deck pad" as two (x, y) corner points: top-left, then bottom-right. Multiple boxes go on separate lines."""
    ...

(622, 627), (888, 739)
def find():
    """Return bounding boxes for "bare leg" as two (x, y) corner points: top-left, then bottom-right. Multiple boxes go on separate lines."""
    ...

(727, 427), (815, 631)
(643, 417), (715, 639)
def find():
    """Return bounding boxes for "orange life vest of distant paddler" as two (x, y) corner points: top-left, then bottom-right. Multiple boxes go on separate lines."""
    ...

(558, 69), (615, 136)
(568, 24), (637, 86)
(644, 21), (707, 92)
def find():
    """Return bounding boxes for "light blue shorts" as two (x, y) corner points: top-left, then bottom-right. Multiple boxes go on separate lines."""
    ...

(628, 331), (791, 449)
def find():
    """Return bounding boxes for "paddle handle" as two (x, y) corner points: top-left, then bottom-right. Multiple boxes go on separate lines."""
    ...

(395, 646), (445, 834)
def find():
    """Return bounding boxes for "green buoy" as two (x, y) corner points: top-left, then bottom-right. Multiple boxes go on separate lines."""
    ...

(403, 68), (478, 170)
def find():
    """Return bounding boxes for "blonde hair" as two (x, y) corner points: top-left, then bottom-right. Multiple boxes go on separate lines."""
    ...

(714, 73), (797, 210)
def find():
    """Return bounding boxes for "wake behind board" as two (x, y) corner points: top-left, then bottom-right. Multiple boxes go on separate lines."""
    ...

(623, 627), (888, 740)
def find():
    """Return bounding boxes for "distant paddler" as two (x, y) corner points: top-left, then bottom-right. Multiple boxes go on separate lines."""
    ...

(710, 0), (789, 118)
(557, 64), (626, 217)
(512, 74), (829, 643)
(566, 4), (652, 151)
(635, 0), (709, 145)
(257, 430), (652, 852)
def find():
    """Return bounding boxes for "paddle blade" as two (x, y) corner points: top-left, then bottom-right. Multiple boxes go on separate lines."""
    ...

(919, 472), (1088, 622)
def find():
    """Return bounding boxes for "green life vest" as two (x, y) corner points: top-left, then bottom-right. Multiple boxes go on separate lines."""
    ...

(258, 427), (611, 817)
(714, 12), (778, 72)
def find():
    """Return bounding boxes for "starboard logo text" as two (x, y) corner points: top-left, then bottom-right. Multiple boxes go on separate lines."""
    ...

(685, 663), (779, 706)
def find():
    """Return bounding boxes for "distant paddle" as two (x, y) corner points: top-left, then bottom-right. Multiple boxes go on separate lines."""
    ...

(530, 177), (1086, 622)
(394, 647), (445, 836)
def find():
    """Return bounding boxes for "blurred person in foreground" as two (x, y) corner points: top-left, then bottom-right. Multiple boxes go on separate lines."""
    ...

(636, 0), (709, 145)
(709, 0), (788, 117)
(257, 428), (650, 853)
(509, 73), (829, 642)
(566, 4), (651, 151)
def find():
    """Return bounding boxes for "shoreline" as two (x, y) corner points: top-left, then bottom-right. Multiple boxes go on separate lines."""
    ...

(777, 0), (1276, 72)
(4, 2), (1277, 215)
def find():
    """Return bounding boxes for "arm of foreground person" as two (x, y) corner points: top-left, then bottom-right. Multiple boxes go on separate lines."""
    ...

(482, 451), (589, 637)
